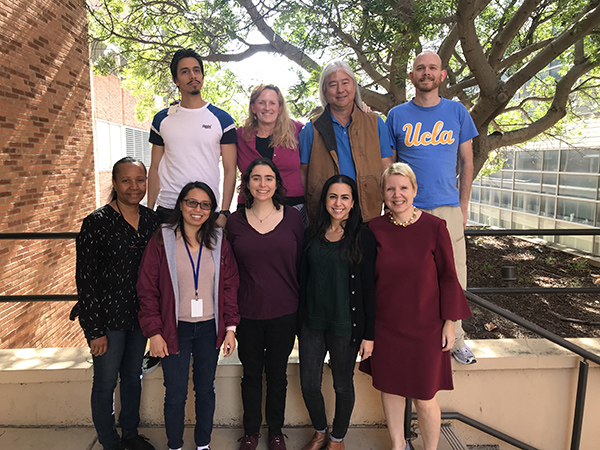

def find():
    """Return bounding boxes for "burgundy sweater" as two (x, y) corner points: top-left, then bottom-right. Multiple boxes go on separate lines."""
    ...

(226, 206), (304, 320)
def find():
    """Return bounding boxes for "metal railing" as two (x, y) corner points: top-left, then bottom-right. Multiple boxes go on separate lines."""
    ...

(2, 228), (600, 449)
(403, 227), (600, 450)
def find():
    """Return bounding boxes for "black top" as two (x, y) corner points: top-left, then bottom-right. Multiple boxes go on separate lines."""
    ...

(299, 226), (377, 343)
(305, 239), (352, 335)
(74, 204), (160, 341)
(256, 135), (274, 160)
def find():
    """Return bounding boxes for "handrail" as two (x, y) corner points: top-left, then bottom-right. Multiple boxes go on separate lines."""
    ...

(2, 229), (600, 449)
(465, 291), (600, 366)
(0, 232), (78, 239)
(465, 228), (600, 236)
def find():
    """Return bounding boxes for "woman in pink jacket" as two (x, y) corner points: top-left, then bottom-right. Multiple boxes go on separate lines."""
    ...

(236, 84), (305, 223)
(137, 181), (240, 450)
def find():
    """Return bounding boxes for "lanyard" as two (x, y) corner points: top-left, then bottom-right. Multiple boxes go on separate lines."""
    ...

(183, 236), (204, 299)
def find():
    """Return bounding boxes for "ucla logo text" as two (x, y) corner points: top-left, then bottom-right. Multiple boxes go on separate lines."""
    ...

(403, 121), (454, 146)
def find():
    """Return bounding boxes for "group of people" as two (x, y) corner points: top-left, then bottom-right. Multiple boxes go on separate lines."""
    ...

(73, 47), (477, 450)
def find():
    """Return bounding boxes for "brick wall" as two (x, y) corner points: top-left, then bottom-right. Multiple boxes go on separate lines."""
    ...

(93, 72), (152, 128)
(0, 0), (94, 348)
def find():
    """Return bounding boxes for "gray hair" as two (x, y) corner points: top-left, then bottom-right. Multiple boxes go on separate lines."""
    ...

(318, 60), (363, 110)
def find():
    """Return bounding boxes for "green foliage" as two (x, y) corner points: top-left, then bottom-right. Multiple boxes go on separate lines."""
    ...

(86, 0), (600, 177)
(478, 151), (507, 178)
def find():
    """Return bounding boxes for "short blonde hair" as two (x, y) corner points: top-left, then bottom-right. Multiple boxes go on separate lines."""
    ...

(381, 162), (418, 193)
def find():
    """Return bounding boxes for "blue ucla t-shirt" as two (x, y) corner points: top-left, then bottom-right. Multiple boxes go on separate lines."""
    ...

(386, 98), (478, 209)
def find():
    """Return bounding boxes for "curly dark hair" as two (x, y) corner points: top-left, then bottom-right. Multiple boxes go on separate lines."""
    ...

(239, 158), (287, 209)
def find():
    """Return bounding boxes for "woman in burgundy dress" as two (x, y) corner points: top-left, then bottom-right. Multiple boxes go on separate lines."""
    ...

(361, 163), (471, 450)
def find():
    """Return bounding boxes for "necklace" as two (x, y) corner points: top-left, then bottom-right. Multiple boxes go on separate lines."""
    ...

(389, 206), (418, 227)
(251, 205), (276, 223)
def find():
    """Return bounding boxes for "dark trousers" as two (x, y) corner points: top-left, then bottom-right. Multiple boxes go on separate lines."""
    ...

(161, 320), (219, 449)
(236, 313), (296, 436)
(156, 206), (174, 223)
(299, 324), (360, 440)
(91, 329), (147, 449)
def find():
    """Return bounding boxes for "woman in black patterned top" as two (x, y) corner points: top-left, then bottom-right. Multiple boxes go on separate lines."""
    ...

(73, 157), (160, 450)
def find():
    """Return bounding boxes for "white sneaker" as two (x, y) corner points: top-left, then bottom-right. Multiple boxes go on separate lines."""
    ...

(452, 345), (477, 365)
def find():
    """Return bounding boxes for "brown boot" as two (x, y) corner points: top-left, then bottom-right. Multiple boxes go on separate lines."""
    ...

(301, 431), (329, 450)
(325, 440), (344, 450)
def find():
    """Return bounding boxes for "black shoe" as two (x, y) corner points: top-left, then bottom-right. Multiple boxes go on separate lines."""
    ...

(142, 351), (161, 374)
(121, 434), (156, 450)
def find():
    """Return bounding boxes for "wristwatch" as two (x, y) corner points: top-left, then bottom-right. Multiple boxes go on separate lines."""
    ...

(218, 210), (231, 218)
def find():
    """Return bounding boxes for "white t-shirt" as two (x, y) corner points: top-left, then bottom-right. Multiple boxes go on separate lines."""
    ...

(149, 103), (237, 209)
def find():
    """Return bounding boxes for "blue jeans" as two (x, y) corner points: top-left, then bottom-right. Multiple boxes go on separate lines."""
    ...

(299, 324), (360, 440)
(91, 329), (147, 449)
(161, 320), (219, 449)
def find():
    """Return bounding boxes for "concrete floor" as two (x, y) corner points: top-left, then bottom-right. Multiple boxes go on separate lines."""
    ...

(0, 426), (451, 450)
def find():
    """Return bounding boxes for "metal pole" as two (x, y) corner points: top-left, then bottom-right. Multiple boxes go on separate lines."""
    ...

(570, 360), (589, 450)
(404, 398), (412, 445)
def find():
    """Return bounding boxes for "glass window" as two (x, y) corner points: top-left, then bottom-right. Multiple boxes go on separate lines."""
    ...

(557, 198), (595, 225)
(513, 193), (539, 214)
(540, 196), (555, 218)
(480, 206), (499, 227)
(514, 172), (541, 192)
(501, 171), (513, 189)
(511, 212), (539, 229)
(558, 174), (598, 199)
(471, 187), (480, 202)
(481, 188), (491, 204)
(491, 190), (501, 207)
(541, 173), (557, 195)
(560, 149), (600, 173)
(543, 150), (559, 171)
(500, 210), (512, 228)
(502, 151), (514, 170)
(501, 192), (512, 209)
(515, 151), (543, 170)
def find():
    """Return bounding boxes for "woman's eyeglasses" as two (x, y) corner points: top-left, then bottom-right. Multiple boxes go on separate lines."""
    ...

(183, 199), (212, 210)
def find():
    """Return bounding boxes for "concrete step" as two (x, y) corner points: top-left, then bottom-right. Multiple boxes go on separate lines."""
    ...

(0, 425), (470, 450)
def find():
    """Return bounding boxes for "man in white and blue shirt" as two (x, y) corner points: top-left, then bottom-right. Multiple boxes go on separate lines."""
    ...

(148, 49), (237, 225)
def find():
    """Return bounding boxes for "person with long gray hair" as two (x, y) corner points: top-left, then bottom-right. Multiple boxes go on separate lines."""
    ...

(299, 60), (394, 223)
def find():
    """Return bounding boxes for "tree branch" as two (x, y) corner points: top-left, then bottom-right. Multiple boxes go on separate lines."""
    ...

(237, 0), (321, 73)
(498, 58), (600, 147)
(488, 0), (543, 68)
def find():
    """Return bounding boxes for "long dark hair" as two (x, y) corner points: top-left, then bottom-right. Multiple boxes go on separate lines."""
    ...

(109, 156), (146, 202)
(306, 175), (364, 265)
(240, 158), (287, 209)
(164, 181), (218, 250)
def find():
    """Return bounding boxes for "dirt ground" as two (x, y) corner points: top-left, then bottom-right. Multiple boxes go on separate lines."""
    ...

(463, 233), (600, 340)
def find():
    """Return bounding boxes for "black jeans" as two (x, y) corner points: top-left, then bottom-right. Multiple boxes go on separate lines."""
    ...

(156, 206), (174, 223)
(236, 313), (296, 436)
(299, 324), (360, 440)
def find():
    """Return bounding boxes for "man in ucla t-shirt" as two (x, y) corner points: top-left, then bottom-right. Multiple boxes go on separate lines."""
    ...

(386, 51), (479, 365)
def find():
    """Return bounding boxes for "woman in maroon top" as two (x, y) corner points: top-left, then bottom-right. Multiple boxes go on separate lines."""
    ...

(361, 163), (471, 450)
(226, 158), (304, 450)
(236, 84), (305, 223)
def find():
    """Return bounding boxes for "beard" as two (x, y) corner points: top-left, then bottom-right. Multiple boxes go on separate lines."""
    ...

(415, 76), (441, 92)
